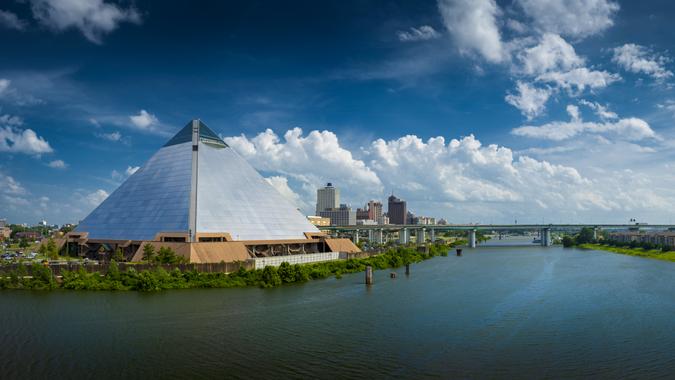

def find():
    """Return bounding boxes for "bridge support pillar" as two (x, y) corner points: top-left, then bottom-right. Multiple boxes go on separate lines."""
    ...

(353, 229), (359, 244)
(541, 228), (551, 247)
(469, 229), (477, 248)
(369, 229), (383, 244)
(417, 228), (426, 244)
(399, 228), (409, 244)
(430, 229), (436, 243)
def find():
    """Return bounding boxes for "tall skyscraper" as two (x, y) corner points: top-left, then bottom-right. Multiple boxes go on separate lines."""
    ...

(367, 200), (383, 222)
(316, 182), (339, 214)
(387, 194), (407, 225)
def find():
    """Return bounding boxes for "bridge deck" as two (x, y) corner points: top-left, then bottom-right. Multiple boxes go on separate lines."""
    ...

(320, 224), (675, 231)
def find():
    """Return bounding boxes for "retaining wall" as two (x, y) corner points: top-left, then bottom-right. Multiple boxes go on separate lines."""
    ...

(252, 252), (340, 269)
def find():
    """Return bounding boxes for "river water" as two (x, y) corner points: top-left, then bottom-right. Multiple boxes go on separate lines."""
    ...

(3, 244), (675, 379)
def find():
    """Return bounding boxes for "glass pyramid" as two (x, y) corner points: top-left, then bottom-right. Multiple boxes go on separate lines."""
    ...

(76, 120), (319, 241)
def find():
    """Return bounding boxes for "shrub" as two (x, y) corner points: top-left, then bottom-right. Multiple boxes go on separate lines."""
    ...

(261, 266), (281, 288)
(142, 244), (155, 262)
(562, 235), (576, 247)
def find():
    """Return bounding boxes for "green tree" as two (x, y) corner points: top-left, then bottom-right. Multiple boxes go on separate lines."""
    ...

(38, 243), (48, 256)
(30, 263), (57, 290)
(107, 260), (121, 281)
(562, 235), (576, 247)
(112, 248), (125, 262)
(46, 238), (59, 259)
(19, 238), (29, 249)
(142, 244), (156, 262)
(576, 227), (596, 244)
(155, 246), (186, 264)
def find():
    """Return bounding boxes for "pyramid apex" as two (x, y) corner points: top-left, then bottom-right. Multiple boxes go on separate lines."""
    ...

(164, 119), (228, 148)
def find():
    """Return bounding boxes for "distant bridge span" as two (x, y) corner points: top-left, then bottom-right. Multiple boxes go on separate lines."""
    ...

(319, 224), (675, 248)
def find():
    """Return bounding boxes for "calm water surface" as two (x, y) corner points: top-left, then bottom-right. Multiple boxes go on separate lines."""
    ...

(3, 244), (675, 379)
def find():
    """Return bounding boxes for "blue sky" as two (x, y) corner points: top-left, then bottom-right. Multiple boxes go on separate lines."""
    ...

(2, 0), (675, 225)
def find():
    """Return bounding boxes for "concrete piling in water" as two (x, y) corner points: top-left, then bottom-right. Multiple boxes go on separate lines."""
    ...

(456, 248), (462, 256)
(365, 266), (373, 285)
(469, 229), (477, 248)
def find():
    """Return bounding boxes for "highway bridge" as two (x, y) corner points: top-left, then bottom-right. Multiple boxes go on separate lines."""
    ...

(319, 224), (675, 248)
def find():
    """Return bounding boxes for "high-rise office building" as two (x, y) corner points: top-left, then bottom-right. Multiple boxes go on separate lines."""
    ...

(387, 194), (407, 225)
(316, 183), (339, 214)
(367, 200), (383, 222)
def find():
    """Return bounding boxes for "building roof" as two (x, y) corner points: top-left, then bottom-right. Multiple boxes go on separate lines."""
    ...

(76, 119), (319, 241)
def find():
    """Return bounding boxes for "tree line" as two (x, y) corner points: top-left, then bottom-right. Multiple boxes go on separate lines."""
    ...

(0, 243), (454, 291)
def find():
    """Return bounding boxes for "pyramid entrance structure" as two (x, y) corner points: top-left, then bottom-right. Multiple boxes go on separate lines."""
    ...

(65, 120), (359, 263)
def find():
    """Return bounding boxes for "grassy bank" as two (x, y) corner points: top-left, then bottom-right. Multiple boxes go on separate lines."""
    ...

(578, 243), (675, 262)
(0, 243), (456, 291)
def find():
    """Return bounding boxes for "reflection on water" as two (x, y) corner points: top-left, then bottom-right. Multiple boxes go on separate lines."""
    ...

(2, 246), (675, 379)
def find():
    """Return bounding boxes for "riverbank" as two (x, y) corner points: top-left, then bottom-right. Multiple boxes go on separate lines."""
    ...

(0, 243), (457, 291)
(578, 243), (675, 262)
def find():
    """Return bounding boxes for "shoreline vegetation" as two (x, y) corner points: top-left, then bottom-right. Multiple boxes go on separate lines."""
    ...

(578, 243), (675, 262)
(563, 227), (675, 263)
(0, 242), (459, 291)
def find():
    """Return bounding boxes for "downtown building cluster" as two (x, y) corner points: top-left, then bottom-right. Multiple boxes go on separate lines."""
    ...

(311, 183), (445, 227)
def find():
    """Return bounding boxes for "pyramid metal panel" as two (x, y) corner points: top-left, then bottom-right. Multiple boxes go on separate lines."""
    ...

(76, 142), (192, 241)
(196, 141), (319, 240)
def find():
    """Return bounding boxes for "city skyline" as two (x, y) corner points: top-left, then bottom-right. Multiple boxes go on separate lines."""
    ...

(2, 1), (675, 225)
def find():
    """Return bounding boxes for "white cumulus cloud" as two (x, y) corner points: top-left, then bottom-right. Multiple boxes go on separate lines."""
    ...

(505, 81), (552, 119)
(516, 33), (583, 76)
(512, 104), (656, 141)
(506, 34), (620, 116)
(438, 0), (505, 63)
(86, 189), (109, 207)
(223, 127), (675, 222)
(48, 159), (67, 169)
(225, 128), (382, 201)
(29, 0), (141, 44)
(129, 110), (159, 130)
(0, 126), (53, 155)
(612, 43), (673, 81)
(516, 0), (619, 39)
